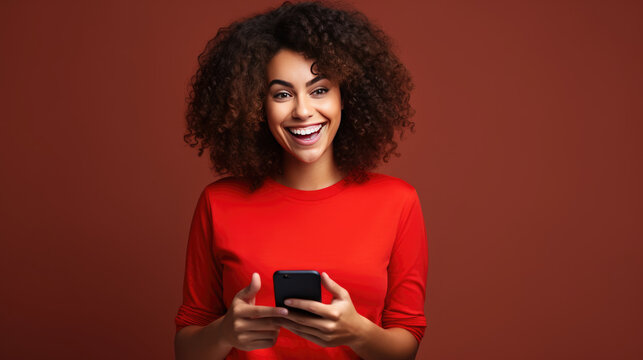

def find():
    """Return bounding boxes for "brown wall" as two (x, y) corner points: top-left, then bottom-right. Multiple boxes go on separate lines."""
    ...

(1, 0), (641, 359)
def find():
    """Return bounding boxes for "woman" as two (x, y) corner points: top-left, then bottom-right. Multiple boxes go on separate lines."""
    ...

(175, 2), (428, 359)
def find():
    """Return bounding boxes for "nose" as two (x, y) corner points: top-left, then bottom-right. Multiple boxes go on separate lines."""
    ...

(292, 96), (313, 120)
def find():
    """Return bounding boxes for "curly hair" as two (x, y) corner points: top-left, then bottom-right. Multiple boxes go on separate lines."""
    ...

(184, 1), (415, 190)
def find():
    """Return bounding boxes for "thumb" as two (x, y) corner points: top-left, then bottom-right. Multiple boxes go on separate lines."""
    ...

(321, 272), (349, 300)
(236, 272), (261, 304)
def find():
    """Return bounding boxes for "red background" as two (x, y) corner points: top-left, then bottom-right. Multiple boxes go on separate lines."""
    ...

(1, 0), (641, 359)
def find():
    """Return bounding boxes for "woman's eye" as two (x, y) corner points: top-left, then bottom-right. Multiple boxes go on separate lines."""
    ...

(312, 88), (328, 96)
(273, 92), (291, 99)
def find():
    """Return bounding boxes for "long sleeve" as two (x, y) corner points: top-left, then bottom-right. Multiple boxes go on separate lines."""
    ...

(381, 189), (429, 343)
(174, 188), (226, 332)
(172, 175), (428, 358)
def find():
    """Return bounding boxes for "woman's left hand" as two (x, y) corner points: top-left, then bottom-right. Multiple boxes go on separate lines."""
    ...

(278, 272), (370, 348)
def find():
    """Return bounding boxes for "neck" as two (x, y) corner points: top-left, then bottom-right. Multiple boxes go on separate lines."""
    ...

(276, 148), (344, 190)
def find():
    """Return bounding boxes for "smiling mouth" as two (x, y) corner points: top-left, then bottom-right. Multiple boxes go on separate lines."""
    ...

(287, 123), (323, 135)
(286, 122), (326, 145)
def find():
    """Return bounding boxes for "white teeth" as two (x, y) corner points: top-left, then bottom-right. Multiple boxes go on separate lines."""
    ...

(288, 123), (323, 135)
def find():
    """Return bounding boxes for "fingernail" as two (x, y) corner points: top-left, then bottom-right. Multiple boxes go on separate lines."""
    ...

(284, 299), (292, 306)
(278, 308), (288, 315)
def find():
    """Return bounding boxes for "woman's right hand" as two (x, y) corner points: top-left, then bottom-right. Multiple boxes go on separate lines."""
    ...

(217, 273), (288, 351)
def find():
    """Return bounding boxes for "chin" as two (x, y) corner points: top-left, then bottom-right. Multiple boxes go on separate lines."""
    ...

(284, 145), (328, 164)
(291, 152), (323, 164)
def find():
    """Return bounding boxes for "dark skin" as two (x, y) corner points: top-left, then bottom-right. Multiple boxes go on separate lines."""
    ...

(278, 272), (419, 359)
(175, 273), (288, 359)
(176, 50), (419, 360)
(175, 272), (419, 360)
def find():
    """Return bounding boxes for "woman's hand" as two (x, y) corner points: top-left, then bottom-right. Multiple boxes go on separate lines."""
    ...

(217, 273), (288, 351)
(278, 272), (370, 349)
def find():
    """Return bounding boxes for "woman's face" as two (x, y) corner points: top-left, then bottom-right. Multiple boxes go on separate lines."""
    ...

(265, 49), (342, 165)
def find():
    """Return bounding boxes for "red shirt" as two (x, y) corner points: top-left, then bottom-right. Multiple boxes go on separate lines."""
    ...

(175, 173), (428, 359)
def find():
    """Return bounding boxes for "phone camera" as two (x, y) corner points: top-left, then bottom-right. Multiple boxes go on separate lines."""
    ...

(283, 274), (289, 279)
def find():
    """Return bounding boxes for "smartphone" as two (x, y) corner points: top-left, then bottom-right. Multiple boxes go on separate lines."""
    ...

(273, 270), (321, 317)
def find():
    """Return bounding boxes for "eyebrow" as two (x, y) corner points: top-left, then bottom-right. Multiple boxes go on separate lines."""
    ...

(268, 76), (325, 89)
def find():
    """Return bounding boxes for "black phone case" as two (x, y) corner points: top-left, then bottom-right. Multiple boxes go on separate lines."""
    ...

(273, 270), (321, 317)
